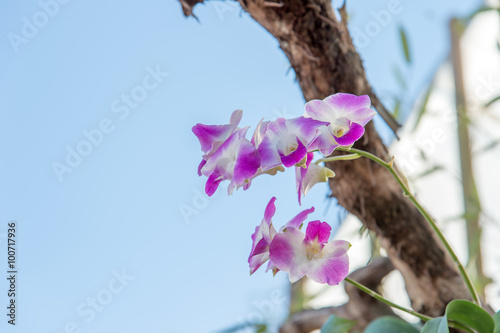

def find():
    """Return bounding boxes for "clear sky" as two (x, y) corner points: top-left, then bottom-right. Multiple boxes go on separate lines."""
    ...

(0, 0), (481, 332)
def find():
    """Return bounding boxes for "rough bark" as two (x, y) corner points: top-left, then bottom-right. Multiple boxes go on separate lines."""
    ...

(178, 0), (469, 318)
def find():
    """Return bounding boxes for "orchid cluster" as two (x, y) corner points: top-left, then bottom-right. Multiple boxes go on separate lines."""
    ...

(192, 94), (493, 332)
(193, 93), (376, 286)
(248, 197), (350, 286)
(193, 93), (376, 202)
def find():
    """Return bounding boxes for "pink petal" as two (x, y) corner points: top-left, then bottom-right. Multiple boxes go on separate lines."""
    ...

(323, 93), (371, 117)
(205, 168), (224, 197)
(304, 99), (338, 122)
(232, 139), (261, 185)
(334, 122), (365, 146)
(264, 197), (277, 223)
(258, 134), (283, 170)
(279, 138), (308, 168)
(305, 240), (350, 286)
(269, 227), (308, 283)
(284, 206), (315, 230)
(304, 221), (331, 244)
(249, 252), (270, 275)
(296, 162), (335, 204)
(251, 118), (269, 147)
(192, 109), (243, 155)
(286, 116), (330, 147)
(308, 126), (339, 156)
(197, 159), (207, 176)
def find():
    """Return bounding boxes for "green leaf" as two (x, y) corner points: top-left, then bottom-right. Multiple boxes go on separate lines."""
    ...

(393, 99), (401, 120)
(399, 26), (411, 64)
(412, 82), (434, 132)
(485, 95), (500, 108)
(320, 315), (356, 333)
(445, 300), (494, 333)
(493, 311), (500, 333)
(364, 316), (418, 333)
(421, 316), (449, 333)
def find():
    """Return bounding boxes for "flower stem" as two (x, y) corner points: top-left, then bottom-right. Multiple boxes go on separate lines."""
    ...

(314, 154), (361, 165)
(333, 147), (481, 306)
(344, 277), (432, 321)
(344, 277), (473, 332)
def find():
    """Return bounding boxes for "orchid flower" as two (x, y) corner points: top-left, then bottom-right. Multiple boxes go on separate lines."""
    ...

(296, 152), (335, 204)
(254, 117), (329, 170)
(304, 93), (376, 156)
(192, 109), (243, 175)
(269, 220), (350, 286)
(200, 127), (261, 196)
(249, 197), (314, 275)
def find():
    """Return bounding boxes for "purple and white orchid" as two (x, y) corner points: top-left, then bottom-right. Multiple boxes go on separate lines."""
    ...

(193, 110), (243, 176)
(304, 93), (376, 156)
(269, 220), (350, 286)
(296, 152), (335, 204)
(192, 93), (376, 199)
(249, 197), (315, 275)
(199, 127), (261, 196)
(249, 198), (349, 286)
(254, 117), (329, 170)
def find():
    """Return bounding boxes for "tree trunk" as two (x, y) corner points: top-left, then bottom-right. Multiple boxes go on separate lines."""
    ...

(179, 0), (470, 318)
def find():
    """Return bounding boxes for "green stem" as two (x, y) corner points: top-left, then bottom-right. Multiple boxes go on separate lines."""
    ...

(332, 147), (481, 306)
(344, 277), (432, 322)
(345, 278), (474, 331)
(314, 153), (361, 165)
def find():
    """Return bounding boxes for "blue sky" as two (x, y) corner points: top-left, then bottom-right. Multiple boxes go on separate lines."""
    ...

(0, 0), (481, 332)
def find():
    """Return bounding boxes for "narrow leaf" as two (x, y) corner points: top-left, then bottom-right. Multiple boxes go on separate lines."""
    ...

(393, 98), (401, 120)
(413, 82), (434, 132)
(320, 315), (356, 333)
(399, 26), (411, 64)
(485, 95), (500, 108)
(445, 300), (494, 333)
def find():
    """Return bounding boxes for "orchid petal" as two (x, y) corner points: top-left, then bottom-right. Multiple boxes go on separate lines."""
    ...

(304, 240), (350, 286)
(192, 109), (242, 155)
(279, 138), (308, 168)
(269, 227), (308, 283)
(304, 220), (331, 244)
(334, 122), (365, 146)
(284, 206), (315, 230)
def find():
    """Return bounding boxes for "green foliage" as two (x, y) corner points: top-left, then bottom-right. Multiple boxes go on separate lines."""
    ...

(485, 95), (500, 108)
(412, 82), (434, 132)
(421, 316), (449, 333)
(320, 315), (357, 333)
(445, 300), (494, 333)
(364, 316), (418, 333)
(492, 311), (500, 333)
(399, 26), (411, 64)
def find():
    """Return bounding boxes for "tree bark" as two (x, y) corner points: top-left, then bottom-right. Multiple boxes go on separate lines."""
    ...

(178, 0), (470, 318)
